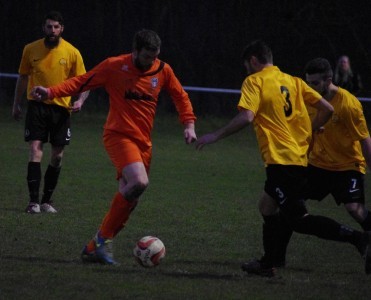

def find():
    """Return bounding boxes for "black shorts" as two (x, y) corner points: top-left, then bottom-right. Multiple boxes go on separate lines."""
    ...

(306, 164), (365, 205)
(264, 164), (308, 219)
(25, 101), (71, 146)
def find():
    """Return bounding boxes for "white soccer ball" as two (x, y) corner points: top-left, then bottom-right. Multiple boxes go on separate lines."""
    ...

(133, 236), (166, 267)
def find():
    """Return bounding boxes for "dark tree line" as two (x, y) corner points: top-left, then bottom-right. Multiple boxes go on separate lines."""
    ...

(1, 0), (371, 116)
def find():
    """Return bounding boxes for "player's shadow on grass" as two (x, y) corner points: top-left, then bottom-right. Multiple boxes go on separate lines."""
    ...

(2, 255), (317, 278)
(93, 266), (244, 281)
(92, 259), (290, 282)
(161, 270), (243, 280)
(1, 254), (80, 265)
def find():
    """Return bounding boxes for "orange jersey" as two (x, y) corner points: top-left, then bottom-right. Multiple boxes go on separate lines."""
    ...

(49, 54), (196, 147)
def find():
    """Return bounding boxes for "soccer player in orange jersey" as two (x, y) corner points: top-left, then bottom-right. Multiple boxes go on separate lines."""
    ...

(12, 11), (89, 214)
(195, 40), (371, 276)
(31, 29), (197, 264)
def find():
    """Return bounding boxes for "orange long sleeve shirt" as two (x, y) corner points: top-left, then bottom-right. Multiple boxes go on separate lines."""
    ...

(49, 53), (196, 147)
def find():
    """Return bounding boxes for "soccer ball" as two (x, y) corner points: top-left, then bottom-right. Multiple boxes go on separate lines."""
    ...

(133, 236), (166, 267)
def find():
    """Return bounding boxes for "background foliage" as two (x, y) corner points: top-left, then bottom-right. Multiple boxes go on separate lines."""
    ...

(1, 0), (371, 115)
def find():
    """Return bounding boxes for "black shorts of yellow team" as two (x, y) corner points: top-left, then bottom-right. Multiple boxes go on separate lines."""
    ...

(306, 164), (365, 205)
(264, 164), (365, 218)
(264, 164), (309, 219)
(25, 101), (71, 146)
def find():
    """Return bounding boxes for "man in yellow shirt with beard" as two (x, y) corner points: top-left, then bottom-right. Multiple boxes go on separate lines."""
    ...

(12, 11), (89, 214)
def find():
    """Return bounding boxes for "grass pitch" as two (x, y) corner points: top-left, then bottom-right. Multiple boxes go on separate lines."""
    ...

(1, 106), (371, 299)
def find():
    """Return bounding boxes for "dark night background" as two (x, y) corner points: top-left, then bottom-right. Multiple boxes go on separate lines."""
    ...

(1, 0), (371, 116)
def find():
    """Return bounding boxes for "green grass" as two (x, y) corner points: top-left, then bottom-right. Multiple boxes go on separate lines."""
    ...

(1, 106), (371, 299)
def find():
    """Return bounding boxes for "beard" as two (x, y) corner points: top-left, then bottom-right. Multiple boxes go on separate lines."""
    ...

(133, 57), (152, 72)
(44, 34), (61, 48)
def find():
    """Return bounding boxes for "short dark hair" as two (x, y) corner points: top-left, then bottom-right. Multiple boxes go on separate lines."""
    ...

(43, 11), (64, 26)
(304, 58), (333, 79)
(242, 40), (273, 64)
(133, 29), (161, 52)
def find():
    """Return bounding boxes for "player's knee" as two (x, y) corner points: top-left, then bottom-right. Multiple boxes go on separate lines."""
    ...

(51, 155), (63, 168)
(123, 178), (149, 201)
(345, 202), (366, 223)
(259, 192), (279, 215)
(279, 199), (308, 227)
(29, 145), (43, 161)
(279, 208), (308, 232)
(134, 179), (149, 194)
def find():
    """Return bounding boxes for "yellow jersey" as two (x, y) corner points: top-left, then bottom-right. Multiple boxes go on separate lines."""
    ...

(307, 87), (369, 173)
(18, 38), (86, 109)
(238, 66), (322, 166)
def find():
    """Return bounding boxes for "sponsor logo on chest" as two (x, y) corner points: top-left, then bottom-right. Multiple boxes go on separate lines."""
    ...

(151, 77), (158, 88)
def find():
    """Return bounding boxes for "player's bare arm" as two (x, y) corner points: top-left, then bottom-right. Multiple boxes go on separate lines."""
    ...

(71, 91), (90, 112)
(310, 98), (334, 131)
(12, 74), (28, 120)
(195, 109), (253, 150)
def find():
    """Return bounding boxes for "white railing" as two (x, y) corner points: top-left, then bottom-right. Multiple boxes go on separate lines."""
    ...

(2, 72), (370, 102)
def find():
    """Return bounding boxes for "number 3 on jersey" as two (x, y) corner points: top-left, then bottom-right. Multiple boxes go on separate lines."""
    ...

(280, 86), (292, 117)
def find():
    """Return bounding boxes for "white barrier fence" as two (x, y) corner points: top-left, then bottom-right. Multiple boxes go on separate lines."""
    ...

(1, 72), (371, 102)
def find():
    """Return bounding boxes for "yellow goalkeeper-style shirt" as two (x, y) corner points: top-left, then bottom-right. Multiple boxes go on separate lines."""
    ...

(307, 87), (369, 173)
(238, 66), (322, 166)
(18, 38), (86, 109)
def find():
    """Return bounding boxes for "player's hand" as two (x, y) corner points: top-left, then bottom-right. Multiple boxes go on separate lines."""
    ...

(184, 123), (197, 144)
(71, 99), (83, 112)
(195, 133), (218, 150)
(184, 128), (197, 144)
(30, 86), (49, 101)
(12, 103), (22, 121)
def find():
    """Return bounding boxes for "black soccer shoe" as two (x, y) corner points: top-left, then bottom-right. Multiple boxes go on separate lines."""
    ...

(241, 258), (276, 278)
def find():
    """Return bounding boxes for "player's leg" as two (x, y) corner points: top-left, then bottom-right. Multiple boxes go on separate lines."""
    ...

(259, 164), (330, 268)
(259, 192), (293, 267)
(40, 105), (70, 213)
(90, 163), (147, 264)
(246, 165), (371, 275)
(242, 165), (293, 276)
(99, 162), (148, 239)
(305, 167), (371, 266)
(345, 202), (371, 231)
(82, 133), (151, 264)
(26, 140), (44, 213)
(282, 168), (371, 273)
(40, 145), (64, 213)
(333, 170), (371, 231)
(273, 165), (367, 255)
(24, 102), (48, 214)
(284, 199), (371, 274)
(242, 191), (292, 277)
